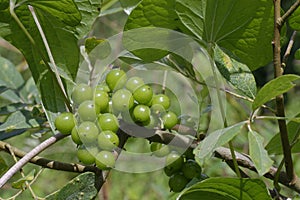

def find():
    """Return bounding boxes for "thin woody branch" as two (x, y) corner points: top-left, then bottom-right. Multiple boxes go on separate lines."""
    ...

(273, 0), (296, 184)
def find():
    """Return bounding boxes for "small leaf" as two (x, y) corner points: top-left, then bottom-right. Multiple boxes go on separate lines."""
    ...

(288, 7), (300, 31)
(45, 172), (98, 200)
(11, 169), (35, 189)
(214, 46), (256, 98)
(252, 74), (300, 110)
(248, 130), (273, 175)
(194, 121), (246, 162)
(266, 113), (300, 154)
(295, 48), (300, 60)
(0, 57), (24, 90)
(178, 177), (271, 200)
(0, 110), (40, 131)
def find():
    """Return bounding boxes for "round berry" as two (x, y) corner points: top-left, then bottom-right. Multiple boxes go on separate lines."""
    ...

(162, 111), (178, 129)
(71, 127), (82, 145)
(96, 83), (110, 93)
(151, 94), (170, 110)
(182, 159), (202, 179)
(133, 85), (153, 105)
(54, 112), (76, 134)
(150, 104), (166, 115)
(133, 105), (151, 123)
(112, 89), (134, 112)
(125, 76), (144, 92)
(98, 130), (119, 150)
(105, 69), (127, 91)
(169, 173), (189, 192)
(78, 100), (98, 122)
(71, 83), (93, 105)
(77, 121), (99, 144)
(164, 151), (184, 176)
(150, 142), (170, 157)
(98, 113), (119, 133)
(77, 146), (97, 165)
(94, 90), (109, 114)
(95, 151), (116, 170)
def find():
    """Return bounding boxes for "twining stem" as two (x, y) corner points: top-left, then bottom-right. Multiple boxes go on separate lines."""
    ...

(273, 0), (296, 183)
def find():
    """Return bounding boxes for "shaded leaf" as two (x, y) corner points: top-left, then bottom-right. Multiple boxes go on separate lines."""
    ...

(295, 48), (300, 60)
(178, 177), (271, 200)
(45, 172), (98, 200)
(0, 57), (24, 89)
(214, 46), (256, 98)
(252, 74), (300, 110)
(248, 130), (273, 175)
(266, 113), (300, 154)
(0, 110), (40, 131)
(11, 169), (35, 189)
(194, 121), (246, 162)
(176, 0), (274, 71)
(288, 7), (300, 31)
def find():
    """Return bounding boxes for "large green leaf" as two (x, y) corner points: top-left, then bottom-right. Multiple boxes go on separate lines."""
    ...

(194, 121), (246, 162)
(214, 46), (256, 98)
(248, 130), (273, 175)
(252, 74), (300, 110)
(45, 172), (98, 200)
(26, 0), (81, 26)
(178, 178), (271, 200)
(74, 0), (101, 39)
(176, 0), (273, 71)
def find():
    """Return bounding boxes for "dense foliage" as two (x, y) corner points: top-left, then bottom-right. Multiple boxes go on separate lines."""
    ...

(0, 0), (300, 199)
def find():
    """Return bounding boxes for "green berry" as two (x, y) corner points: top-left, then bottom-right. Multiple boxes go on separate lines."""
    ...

(71, 83), (93, 105)
(125, 76), (145, 92)
(78, 100), (98, 122)
(98, 130), (119, 150)
(133, 85), (153, 105)
(94, 90), (109, 114)
(98, 113), (119, 133)
(169, 173), (189, 192)
(112, 89), (134, 112)
(150, 142), (170, 157)
(54, 112), (76, 135)
(71, 127), (82, 145)
(152, 94), (170, 110)
(162, 111), (178, 129)
(133, 105), (151, 123)
(77, 121), (99, 144)
(95, 151), (116, 170)
(77, 146), (97, 165)
(105, 69), (127, 91)
(182, 159), (202, 179)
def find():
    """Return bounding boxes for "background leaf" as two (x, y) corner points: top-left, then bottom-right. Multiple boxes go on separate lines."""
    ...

(288, 6), (300, 31)
(11, 169), (35, 189)
(252, 74), (300, 110)
(45, 172), (98, 200)
(176, 0), (274, 71)
(194, 121), (246, 162)
(248, 130), (273, 175)
(178, 178), (271, 200)
(214, 46), (256, 98)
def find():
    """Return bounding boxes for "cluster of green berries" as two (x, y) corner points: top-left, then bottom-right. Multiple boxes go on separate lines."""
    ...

(54, 68), (180, 170)
(164, 149), (202, 193)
